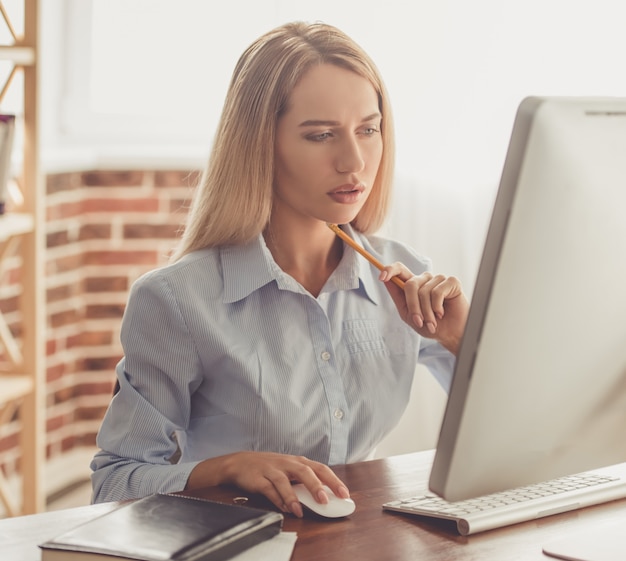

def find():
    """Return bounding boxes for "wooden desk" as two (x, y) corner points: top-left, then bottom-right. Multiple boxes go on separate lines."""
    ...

(2, 450), (625, 560)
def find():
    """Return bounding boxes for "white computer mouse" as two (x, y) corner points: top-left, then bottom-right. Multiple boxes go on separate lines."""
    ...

(292, 483), (356, 518)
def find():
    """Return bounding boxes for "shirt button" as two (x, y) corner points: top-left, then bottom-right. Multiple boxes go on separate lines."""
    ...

(334, 409), (344, 420)
(321, 351), (331, 361)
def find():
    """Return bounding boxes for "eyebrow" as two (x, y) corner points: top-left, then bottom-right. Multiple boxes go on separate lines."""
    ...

(298, 112), (382, 127)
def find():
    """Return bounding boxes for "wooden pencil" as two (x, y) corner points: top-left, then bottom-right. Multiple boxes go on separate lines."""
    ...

(327, 223), (406, 289)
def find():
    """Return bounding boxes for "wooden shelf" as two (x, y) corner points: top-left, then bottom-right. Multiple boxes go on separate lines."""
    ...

(0, 0), (44, 518)
(0, 45), (35, 66)
(0, 375), (33, 403)
(0, 213), (34, 241)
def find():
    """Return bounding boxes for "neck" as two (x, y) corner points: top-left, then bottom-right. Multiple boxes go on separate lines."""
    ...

(264, 219), (343, 297)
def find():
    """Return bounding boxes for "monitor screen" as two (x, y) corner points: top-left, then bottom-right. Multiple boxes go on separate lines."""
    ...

(429, 96), (626, 502)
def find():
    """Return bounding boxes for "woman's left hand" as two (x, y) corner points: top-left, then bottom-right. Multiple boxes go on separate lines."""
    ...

(381, 263), (469, 356)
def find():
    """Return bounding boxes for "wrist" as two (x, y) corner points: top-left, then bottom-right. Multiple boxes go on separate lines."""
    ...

(185, 454), (231, 490)
(439, 334), (461, 356)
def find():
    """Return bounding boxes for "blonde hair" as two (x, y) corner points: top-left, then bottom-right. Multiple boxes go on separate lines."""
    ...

(173, 21), (395, 260)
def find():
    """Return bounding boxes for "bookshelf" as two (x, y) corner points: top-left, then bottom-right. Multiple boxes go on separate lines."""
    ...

(0, 0), (44, 516)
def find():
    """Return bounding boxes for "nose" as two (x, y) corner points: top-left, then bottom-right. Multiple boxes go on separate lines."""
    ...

(335, 137), (365, 174)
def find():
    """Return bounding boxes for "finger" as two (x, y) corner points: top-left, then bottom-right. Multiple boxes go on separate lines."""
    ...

(417, 274), (447, 327)
(245, 471), (295, 515)
(404, 272), (434, 329)
(288, 460), (351, 503)
(429, 275), (462, 319)
(265, 473), (306, 518)
(307, 462), (351, 500)
(379, 261), (415, 284)
(263, 460), (324, 517)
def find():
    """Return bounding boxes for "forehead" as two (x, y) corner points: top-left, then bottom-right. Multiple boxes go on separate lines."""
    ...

(283, 63), (379, 120)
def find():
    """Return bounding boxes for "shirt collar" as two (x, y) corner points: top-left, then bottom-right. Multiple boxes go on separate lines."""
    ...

(220, 237), (278, 303)
(220, 225), (381, 305)
(323, 224), (380, 305)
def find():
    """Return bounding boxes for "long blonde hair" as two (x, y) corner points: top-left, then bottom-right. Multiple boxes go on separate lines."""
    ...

(173, 21), (396, 260)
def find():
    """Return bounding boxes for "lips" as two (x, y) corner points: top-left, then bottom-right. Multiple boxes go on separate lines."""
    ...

(327, 184), (365, 204)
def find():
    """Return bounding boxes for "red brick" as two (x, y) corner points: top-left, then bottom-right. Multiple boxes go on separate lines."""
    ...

(56, 385), (79, 403)
(46, 172), (80, 195)
(169, 198), (191, 213)
(46, 413), (67, 433)
(123, 223), (181, 239)
(82, 197), (159, 213)
(80, 356), (122, 371)
(81, 170), (144, 187)
(6, 266), (23, 284)
(78, 223), (112, 241)
(46, 201), (84, 221)
(76, 405), (110, 421)
(0, 432), (19, 453)
(47, 283), (80, 302)
(154, 170), (199, 187)
(75, 380), (117, 396)
(84, 276), (128, 293)
(46, 230), (70, 248)
(50, 308), (83, 328)
(47, 253), (83, 275)
(78, 432), (98, 447)
(67, 330), (114, 347)
(46, 363), (66, 383)
(83, 250), (158, 266)
(0, 295), (19, 314)
(84, 304), (125, 319)
(46, 339), (57, 355)
(60, 435), (79, 452)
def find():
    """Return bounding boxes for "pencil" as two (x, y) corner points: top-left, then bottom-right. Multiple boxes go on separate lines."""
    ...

(326, 223), (406, 289)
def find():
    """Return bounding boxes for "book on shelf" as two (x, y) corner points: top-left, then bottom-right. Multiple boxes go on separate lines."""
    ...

(0, 114), (16, 216)
(39, 493), (284, 561)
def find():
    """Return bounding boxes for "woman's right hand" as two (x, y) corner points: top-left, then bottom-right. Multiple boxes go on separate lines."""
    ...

(185, 451), (351, 518)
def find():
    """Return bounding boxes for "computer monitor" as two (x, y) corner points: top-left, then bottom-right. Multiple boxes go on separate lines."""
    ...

(429, 96), (626, 502)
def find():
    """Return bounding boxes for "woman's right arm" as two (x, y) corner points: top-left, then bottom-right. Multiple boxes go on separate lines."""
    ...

(186, 451), (350, 518)
(91, 270), (349, 513)
(91, 271), (209, 503)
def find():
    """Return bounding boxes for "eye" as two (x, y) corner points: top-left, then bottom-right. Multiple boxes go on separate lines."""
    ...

(306, 131), (333, 142)
(360, 125), (381, 137)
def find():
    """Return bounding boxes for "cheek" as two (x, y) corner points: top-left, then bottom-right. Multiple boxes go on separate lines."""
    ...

(365, 142), (384, 178)
(275, 143), (323, 187)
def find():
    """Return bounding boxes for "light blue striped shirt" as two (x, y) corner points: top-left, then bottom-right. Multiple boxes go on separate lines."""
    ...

(91, 226), (455, 503)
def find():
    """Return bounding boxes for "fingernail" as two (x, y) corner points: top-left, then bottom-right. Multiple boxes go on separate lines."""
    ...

(413, 314), (424, 328)
(317, 489), (329, 504)
(290, 501), (303, 518)
(379, 271), (388, 281)
(426, 321), (437, 334)
(337, 485), (350, 499)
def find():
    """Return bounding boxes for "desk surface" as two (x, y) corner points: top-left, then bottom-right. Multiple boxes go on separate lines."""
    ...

(3, 450), (625, 561)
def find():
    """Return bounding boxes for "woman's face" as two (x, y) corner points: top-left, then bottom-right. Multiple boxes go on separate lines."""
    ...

(273, 63), (383, 227)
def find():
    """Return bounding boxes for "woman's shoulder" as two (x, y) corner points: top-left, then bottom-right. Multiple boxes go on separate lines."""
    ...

(132, 247), (224, 293)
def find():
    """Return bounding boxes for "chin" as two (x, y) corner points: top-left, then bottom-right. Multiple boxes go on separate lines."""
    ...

(325, 212), (360, 226)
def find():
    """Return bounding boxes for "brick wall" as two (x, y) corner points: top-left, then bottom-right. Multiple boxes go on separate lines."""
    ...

(0, 169), (199, 487)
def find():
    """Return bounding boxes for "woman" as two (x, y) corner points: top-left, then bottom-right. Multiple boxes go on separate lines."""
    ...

(91, 21), (469, 518)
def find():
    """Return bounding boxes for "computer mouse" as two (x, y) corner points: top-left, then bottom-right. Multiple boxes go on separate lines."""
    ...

(292, 483), (356, 518)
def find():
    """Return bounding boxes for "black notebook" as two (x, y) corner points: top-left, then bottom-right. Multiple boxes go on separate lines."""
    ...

(39, 493), (283, 561)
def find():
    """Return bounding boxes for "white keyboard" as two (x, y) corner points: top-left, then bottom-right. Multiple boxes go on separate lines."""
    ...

(383, 463), (626, 535)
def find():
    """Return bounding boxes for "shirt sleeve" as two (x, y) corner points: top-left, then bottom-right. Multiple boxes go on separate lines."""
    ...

(418, 337), (455, 393)
(90, 272), (203, 503)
